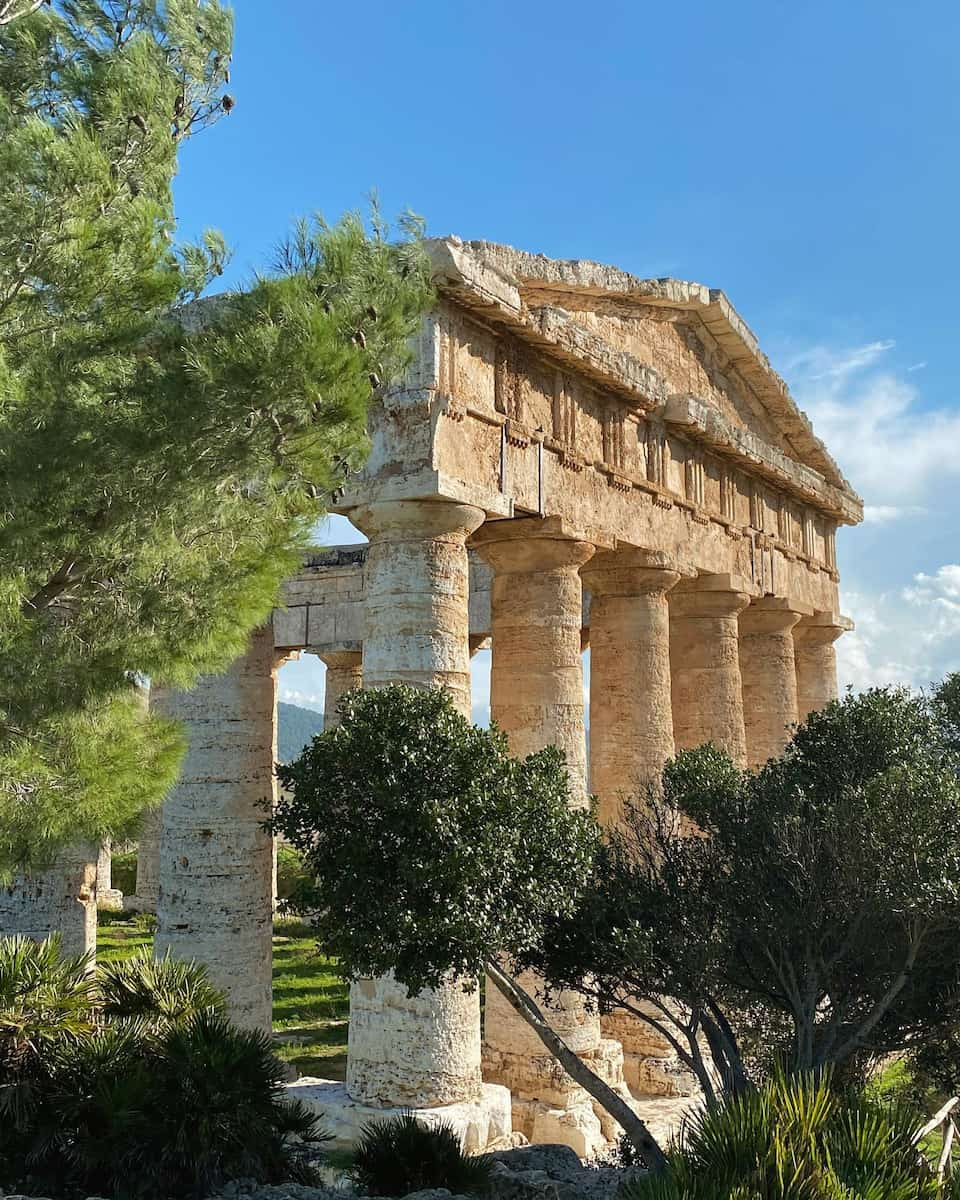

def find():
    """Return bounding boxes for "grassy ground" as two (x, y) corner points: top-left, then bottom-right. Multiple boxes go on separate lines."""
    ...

(97, 913), (349, 1080)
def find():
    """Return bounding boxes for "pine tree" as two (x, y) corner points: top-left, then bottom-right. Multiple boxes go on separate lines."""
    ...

(0, 1), (433, 874)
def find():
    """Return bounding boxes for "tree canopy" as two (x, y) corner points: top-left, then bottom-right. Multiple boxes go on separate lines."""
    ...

(273, 682), (668, 1167)
(529, 683), (960, 1103)
(0, 1), (432, 873)
(273, 683), (599, 994)
(276, 678), (960, 1149)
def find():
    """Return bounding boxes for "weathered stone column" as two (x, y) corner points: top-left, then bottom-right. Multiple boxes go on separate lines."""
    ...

(318, 649), (362, 729)
(739, 599), (803, 768)
(669, 576), (751, 766)
(582, 549), (698, 1104)
(119, 684), (161, 915)
(473, 518), (627, 1154)
(472, 517), (594, 800)
(794, 613), (850, 723)
(344, 498), (485, 1109)
(0, 846), (98, 959)
(96, 841), (124, 912)
(154, 627), (280, 1033)
(581, 548), (680, 829)
(126, 804), (161, 914)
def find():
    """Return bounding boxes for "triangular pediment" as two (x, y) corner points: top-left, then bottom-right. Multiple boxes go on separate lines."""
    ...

(425, 238), (861, 524)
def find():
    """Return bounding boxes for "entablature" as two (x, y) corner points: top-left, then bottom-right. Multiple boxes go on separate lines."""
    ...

(425, 237), (863, 530)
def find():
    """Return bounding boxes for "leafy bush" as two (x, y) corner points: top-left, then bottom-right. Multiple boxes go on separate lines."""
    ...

(623, 1072), (942, 1200)
(0, 936), (95, 1135)
(353, 1112), (491, 1197)
(110, 848), (138, 897)
(27, 1012), (324, 1198)
(276, 841), (311, 903)
(0, 937), (324, 1198)
(97, 950), (225, 1027)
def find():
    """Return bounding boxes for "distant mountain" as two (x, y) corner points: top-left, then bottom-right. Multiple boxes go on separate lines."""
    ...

(277, 702), (324, 763)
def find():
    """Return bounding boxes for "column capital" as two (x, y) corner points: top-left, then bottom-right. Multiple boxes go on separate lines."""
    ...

(670, 575), (751, 621)
(794, 611), (855, 646)
(581, 547), (681, 597)
(740, 597), (808, 636)
(347, 499), (485, 542)
(316, 646), (363, 670)
(471, 516), (595, 573)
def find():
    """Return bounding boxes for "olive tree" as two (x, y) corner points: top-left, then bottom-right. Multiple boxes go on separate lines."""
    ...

(528, 685), (960, 1105)
(272, 683), (668, 1170)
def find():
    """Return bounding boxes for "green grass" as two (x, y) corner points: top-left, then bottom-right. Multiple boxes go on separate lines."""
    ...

(96, 913), (349, 1081)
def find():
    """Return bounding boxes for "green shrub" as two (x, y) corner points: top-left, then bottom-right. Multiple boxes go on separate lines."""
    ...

(0, 936), (96, 1141)
(0, 937), (325, 1198)
(622, 1072), (941, 1200)
(110, 848), (138, 897)
(97, 950), (224, 1027)
(353, 1111), (491, 1197)
(276, 841), (311, 903)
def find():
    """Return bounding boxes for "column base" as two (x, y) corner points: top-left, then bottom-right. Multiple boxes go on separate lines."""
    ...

(601, 1009), (699, 1098)
(483, 1038), (638, 1158)
(286, 1079), (513, 1153)
(122, 893), (156, 914)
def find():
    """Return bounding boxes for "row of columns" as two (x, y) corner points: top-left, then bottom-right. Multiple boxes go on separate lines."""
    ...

(0, 495), (845, 1144)
(145, 500), (843, 1124)
(332, 502), (845, 1126)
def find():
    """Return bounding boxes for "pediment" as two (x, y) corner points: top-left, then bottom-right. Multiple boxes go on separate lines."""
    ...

(425, 237), (862, 525)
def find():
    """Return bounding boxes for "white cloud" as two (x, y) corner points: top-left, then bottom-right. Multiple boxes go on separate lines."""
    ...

(278, 687), (325, 712)
(904, 565), (960, 645)
(797, 373), (960, 508)
(835, 569), (960, 693)
(862, 504), (927, 525)
(787, 339), (896, 382)
(785, 339), (960, 693)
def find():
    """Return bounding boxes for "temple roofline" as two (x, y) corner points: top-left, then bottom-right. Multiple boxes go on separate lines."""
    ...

(425, 237), (860, 515)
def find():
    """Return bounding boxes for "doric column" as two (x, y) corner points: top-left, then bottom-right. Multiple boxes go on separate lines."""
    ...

(127, 805), (161, 914)
(794, 612), (851, 724)
(474, 518), (621, 1155)
(352, 499), (484, 713)
(0, 846), (97, 959)
(472, 517), (594, 801)
(119, 683), (160, 915)
(343, 498), (485, 1109)
(318, 649), (362, 730)
(739, 599), (803, 768)
(96, 841), (123, 912)
(583, 550), (700, 1106)
(669, 576), (750, 766)
(154, 627), (280, 1033)
(581, 548), (680, 828)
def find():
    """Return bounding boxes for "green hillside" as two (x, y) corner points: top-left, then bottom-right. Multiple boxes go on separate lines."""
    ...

(277, 701), (324, 763)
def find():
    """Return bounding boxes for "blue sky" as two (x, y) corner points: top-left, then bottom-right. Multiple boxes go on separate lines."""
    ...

(173, 1), (960, 714)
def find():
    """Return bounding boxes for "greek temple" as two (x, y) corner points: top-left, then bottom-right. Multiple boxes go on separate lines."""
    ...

(0, 239), (862, 1155)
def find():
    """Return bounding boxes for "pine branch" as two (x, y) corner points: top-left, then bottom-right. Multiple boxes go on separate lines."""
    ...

(0, 0), (44, 25)
(21, 559), (89, 617)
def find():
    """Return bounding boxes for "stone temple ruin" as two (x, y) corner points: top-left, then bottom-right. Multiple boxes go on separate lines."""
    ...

(0, 239), (862, 1154)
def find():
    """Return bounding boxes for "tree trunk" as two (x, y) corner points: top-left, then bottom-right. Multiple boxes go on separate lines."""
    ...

(485, 959), (668, 1171)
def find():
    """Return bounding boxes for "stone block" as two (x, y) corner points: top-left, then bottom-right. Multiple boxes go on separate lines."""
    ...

(529, 1099), (605, 1160)
(96, 887), (124, 913)
(273, 605), (308, 649)
(629, 1055), (697, 1099)
(285, 1078), (512, 1153)
(601, 1008), (675, 1058)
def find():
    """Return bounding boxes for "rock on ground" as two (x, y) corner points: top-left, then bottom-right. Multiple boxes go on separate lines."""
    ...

(1, 1142), (643, 1200)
